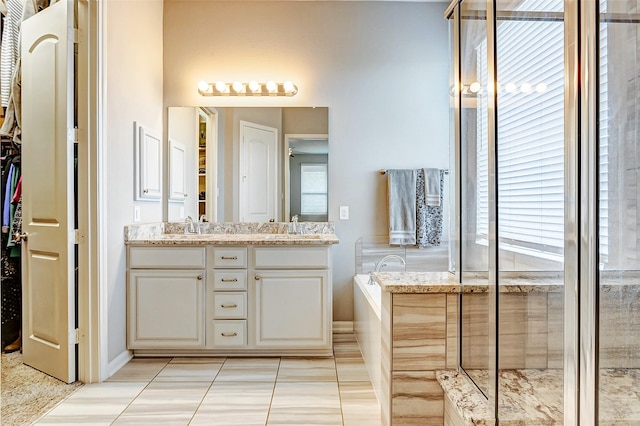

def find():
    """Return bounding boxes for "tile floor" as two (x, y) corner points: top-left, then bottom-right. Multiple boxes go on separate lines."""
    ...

(35, 333), (381, 425)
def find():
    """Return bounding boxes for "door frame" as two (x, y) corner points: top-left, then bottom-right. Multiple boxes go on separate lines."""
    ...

(77, 0), (103, 383)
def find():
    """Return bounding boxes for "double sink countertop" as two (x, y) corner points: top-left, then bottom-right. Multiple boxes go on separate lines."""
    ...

(124, 221), (339, 246)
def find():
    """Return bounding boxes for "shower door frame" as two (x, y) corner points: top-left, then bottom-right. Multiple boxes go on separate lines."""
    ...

(447, 0), (603, 423)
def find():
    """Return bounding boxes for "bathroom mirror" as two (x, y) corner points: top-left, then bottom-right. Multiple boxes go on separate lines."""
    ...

(167, 106), (328, 223)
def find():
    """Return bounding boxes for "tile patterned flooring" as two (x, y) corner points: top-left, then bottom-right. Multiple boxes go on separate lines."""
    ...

(35, 333), (381, 425)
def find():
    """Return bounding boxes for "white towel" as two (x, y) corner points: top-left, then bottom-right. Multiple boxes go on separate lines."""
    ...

(387, 169), (417, 245)
(423, 168), (441, 207)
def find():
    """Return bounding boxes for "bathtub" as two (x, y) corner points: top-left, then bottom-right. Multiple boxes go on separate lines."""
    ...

(353, 274), (382, 403)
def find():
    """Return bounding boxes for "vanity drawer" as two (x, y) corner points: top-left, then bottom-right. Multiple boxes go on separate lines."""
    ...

(212, 292), (247, 319)
(210, 320), (247, 347)
(212, 270), (247, 291)
(253, 246), (329, 269)
(211, 247), (247, 268)
(129, 247), (206, 269)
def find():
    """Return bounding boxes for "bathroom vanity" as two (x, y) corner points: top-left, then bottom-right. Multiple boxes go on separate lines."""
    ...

(125, 222), (338, 356)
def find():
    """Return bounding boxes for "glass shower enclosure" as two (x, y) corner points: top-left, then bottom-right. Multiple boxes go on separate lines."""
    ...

(447, 0), (640, 423)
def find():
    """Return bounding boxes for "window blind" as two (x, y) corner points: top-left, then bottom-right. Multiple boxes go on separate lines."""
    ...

(300, 164), (328, 215)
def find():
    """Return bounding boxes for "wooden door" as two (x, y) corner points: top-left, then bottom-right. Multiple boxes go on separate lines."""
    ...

(21, 0), (77, 383)
(239, 121), (278, 222)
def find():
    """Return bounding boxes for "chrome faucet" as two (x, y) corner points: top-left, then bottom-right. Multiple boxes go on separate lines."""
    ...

(184, 216), (198, 234)
(199, 214), (207, 223)
(290, 215), (299, 234)
(368, 254), (406, 285)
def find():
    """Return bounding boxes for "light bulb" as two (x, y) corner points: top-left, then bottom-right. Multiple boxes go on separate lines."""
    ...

(215, 81), (227, 92)
(505, 82), (517, 93)
(520, 83), (532, 94)
(266, 81), (277, 93)
(283, 81), (295, 93)
(536, 82), (548, 93)
(232, 81), (245, 93)
(197, 80), (210, 92)
(249, 81), (260, 93)
(469, 81), (481, 93)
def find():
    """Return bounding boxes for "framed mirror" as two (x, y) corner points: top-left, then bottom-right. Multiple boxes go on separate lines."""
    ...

(167, 106), (329, 223)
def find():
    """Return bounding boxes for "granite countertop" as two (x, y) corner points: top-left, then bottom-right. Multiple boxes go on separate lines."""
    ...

(373, 271), (461, 293)
(124, 222), (339, 246)
(372, 271), (573, 294)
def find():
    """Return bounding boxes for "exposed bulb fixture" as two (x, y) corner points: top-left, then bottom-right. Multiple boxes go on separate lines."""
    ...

(520, 82), (532, 94)
(536, 82), (548, 93)
(215, 81), (228, 93)
(198, 80), (298, 96)
(197, 80), (210, 92)
(469, 81), (481, 93)
(266, 81), (278, 93)
(505, 82), (517, 93)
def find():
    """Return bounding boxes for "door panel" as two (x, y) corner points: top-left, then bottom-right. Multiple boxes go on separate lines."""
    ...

(21, 0), (76, 383)
(239, 121), (277, 222)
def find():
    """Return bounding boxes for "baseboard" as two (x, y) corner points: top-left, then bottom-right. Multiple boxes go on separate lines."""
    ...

(107, 349), (133, 378)
(333, 321), (354, 333)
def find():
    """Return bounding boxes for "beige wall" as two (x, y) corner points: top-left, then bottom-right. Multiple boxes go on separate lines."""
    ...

(106, 0), (164, 364)
(163, 0), (451, 321)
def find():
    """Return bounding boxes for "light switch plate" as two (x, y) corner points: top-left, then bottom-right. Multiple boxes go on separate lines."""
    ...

(339, 205), (349, 220)
(133, 206), (141, 222)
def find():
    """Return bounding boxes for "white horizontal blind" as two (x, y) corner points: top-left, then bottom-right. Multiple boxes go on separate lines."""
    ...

(599, 0), (609, 258)
(477, 0), (565, 254)
(300, 164), (328, 215)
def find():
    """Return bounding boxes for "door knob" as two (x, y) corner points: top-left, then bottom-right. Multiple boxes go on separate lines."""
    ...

(14, 232), (27, 242)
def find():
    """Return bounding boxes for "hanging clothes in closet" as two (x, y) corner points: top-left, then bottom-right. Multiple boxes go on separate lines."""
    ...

(1, 152), (21, 352)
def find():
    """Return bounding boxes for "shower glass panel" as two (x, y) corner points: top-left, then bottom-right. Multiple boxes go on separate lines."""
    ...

(459, 0), (492, 398)
(598, 1), (640, 422)
(495, 0), (565, 420)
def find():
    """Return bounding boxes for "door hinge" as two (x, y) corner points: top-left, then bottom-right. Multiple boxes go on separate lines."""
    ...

(74, 328), (81, 345)
(68, 128), (79, 144)
(73, 28), (79, 44)
(73, 229), (85, 244)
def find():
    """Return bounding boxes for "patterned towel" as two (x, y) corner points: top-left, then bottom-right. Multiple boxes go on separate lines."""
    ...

(416, 169), (444, 247)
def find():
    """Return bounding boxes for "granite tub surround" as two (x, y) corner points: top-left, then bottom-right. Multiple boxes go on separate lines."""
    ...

(124, 221), (339, 245)
(360, 271), (460, 425)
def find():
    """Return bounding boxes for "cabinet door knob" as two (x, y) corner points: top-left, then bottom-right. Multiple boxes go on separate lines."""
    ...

(255, 276), (261, 281)
(143, 189), (149, 193)
(197, 275), (203, 280)
(221, 332), (238, 337)
(221, 304), (238, 308)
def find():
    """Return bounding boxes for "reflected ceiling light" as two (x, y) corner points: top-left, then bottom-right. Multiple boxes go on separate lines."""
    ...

(536, 82), (548, 93)
(198, 80), (298, 96)
(505, 82), (517, 93)
(520, 82), (532, 94)
(469, 81), (481, 93)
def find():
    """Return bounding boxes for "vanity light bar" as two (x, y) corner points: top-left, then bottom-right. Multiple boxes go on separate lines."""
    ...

(198, 80), (298, 97)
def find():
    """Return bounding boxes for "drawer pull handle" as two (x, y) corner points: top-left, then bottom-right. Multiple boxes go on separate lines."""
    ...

(221, 332), (238, 337)
(221, 304), (238, 308)
(221, 278), (238, 283)
(197, 275), (203, 280)
(221, 256), (238, 260)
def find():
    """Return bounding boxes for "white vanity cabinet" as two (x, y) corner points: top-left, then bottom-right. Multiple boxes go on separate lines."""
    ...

(127, 247), (206, 349)
(126, 241), (333, 355)
(206, 247), (248, 348)
(253, 246), (332, 351)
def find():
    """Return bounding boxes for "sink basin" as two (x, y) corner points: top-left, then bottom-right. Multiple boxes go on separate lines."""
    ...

(264, 234), (323, 240)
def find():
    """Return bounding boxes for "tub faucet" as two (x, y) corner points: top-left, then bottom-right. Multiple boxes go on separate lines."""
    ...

(368, 254), (406, 285)
(184, 216), (199, 234)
